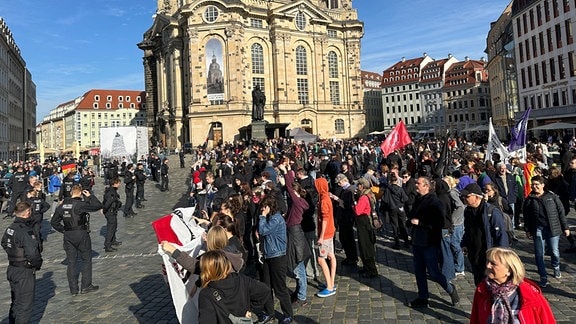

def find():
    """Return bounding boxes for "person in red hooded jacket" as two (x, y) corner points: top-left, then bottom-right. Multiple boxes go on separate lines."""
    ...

(470, 247), (556, 324)
(314, 177), (337, 298)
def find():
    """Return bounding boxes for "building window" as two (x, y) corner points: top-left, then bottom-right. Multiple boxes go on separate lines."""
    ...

(94, 95), (100, 101)
(328, 51), (338, 78)
(118, 103), (124, 109)
(136, 96), (141, 102)
(251, 19), (263, 28)
(297, 78), (309, 104)
(295, 12), (306, 30)
(125, 96), (130, 102)
(118, 96), (123, 102)
(334, 118), (345, 134)
(296, 46), (307, 75)
(107, 95), (112, 101)
(204, 6), (219, 23)
(130, 103), (135, 108)
(329, 81), (340, 105)
(327, 29), (337, 38)
(251, 43), (264, 74)
(106, 103), (111, 109)
(253, 77), (265, 92)
(93, 103), (99, 109)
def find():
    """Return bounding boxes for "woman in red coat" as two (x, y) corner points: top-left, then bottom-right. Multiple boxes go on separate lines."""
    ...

(470, 247), (556, 323)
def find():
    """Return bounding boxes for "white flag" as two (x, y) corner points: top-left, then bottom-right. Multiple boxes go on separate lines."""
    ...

(152, 207), (206, 324)
(486, 118), (509, 162)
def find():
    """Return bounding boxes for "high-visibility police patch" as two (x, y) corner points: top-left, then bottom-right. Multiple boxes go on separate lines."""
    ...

(6, 228), (14, 236)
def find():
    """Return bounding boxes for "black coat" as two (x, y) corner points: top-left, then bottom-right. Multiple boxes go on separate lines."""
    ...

(408, 193), (444, 247)
(523, 191), (568, 237)
(198, 273), (270, 324)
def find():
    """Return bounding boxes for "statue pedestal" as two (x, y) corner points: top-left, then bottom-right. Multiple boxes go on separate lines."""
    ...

(250, 121), (267, 141)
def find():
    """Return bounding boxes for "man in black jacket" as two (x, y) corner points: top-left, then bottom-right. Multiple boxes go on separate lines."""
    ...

(51, 185), (102, 295)
(523, 175), (570, 287)
(1, 202), (43, 323)
(408, 176), (459, 309)
(6, 166), (29, 217)
(160, 159), (170, 192)
(123, 164), (136, 217)
(102, 178), (122, 252)
(134, 163), (147, 208)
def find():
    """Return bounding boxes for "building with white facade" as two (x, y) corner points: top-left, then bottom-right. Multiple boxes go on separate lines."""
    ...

(381, 54), (433, 133)
(511, 0), (576, 128)
(419, 55), (458, 136)
(38, 90), (146, 153)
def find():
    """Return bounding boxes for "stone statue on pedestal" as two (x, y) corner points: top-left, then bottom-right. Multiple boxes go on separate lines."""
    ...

(252, 85), (265, 121)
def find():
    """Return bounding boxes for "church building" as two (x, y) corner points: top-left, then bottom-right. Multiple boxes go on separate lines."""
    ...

(139, 0), (365, 147)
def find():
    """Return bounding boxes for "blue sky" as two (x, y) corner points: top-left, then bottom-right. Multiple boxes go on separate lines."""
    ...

(0, 0), (509, 123)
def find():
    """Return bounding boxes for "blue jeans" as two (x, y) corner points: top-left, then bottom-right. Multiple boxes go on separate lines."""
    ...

(440, 229), (455, 282)
(412, 245), (452, 299)
(533, 226), (560, 281)
(294, 261), (307, 301)
(451, 224), (465, 273)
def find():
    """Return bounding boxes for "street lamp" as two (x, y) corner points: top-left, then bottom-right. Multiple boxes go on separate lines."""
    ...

(16, 146), (20, 162)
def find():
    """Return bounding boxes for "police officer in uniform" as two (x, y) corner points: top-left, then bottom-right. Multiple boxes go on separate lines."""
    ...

(25, 189), (50, 243)
(6, 166), (29, 218)
(58, 171), (78, 202)
(123, 164), (137, 217)
(134, 163), (147, 208)
(51, 185), (102, 295)
(102, 178), (122, 252)
(1, 202), (43, 323)
(160, 158), (169, 192)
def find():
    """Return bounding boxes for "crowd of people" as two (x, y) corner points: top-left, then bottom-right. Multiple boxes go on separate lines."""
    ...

(1, 133), (576, 323)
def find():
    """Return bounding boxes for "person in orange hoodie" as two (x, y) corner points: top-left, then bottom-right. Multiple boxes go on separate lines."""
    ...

(314, 177), (337, 298)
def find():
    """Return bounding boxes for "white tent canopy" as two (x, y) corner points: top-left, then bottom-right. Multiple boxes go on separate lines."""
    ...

(530, 122), (576, 130)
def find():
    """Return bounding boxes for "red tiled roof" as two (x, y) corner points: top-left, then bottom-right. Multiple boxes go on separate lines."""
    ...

(444, 60), (487, 88)
(380, 57), (425, 87)
(75, 89), (146, 110)
(420, 58), (449, 83)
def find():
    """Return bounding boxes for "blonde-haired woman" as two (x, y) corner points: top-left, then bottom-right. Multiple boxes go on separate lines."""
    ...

(198, 250), (270, 323)
(470, 247), (556, 323)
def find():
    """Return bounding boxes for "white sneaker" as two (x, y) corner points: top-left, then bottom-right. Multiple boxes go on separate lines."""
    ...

(455, 271), (465, 277)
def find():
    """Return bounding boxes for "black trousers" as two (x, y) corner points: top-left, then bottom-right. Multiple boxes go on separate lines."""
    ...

(7, 265), (35, 324)
(136, 185), (144, 202)
(160, 175), (169, 191)
(389, 209), (409, 242)
(63, 230), (93, 294)
(338, 215), (358, 262)
(356, 215), (377, 275)
(262, 254), (293, 318)
(124, 189), (134, 214)
(104, 213), (118, 248)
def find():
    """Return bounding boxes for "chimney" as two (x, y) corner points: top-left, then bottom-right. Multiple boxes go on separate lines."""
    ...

(402, 56), (406, 62)
(423, 52), (428, 57)
(448, 53), (453, 59)
(465, 56), (469, 62)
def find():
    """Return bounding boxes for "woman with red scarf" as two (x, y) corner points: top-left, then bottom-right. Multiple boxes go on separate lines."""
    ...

(470, 247), (556, 323)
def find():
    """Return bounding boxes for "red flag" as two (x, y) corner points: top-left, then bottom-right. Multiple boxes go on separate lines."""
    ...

(380, 121), (412, 157)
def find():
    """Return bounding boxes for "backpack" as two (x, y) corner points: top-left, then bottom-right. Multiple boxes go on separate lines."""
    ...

(486, 202), (513, 247)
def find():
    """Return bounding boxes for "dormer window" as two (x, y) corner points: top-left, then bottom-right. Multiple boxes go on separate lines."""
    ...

(107, 95), (112, 101)
(118, 96), (123, 102)
(94, 95), (100, 101)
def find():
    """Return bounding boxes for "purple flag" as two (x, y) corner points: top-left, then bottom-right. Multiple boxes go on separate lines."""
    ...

(508, 108), (531, 152)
